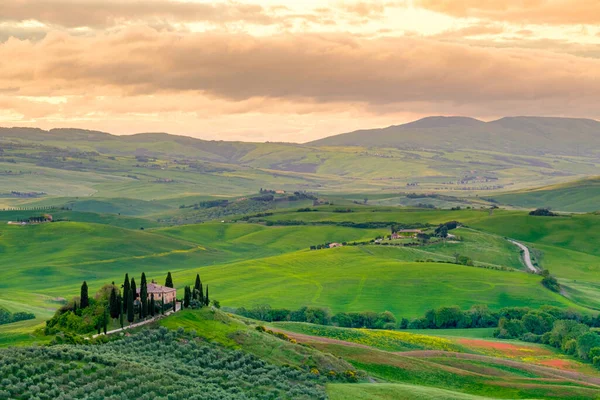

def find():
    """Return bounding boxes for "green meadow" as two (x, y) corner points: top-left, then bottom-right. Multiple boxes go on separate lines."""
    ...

(0, 208), (591, 331)
(492, 176), (600, 212)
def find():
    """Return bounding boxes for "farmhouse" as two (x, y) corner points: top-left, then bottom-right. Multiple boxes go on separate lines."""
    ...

(137, 282), (176, 304)
(329, 242), (343, 248)
(392, 229), (423, 239)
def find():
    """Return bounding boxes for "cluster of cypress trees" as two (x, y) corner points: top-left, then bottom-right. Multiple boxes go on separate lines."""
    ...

(183, 274), (210, 309)
(78, 271), (178, 333)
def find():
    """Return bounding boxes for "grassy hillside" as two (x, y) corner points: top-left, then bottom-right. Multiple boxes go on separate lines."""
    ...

(1, 125), (598, 201)
(492, 177), (600, 212)
(309, 116), (600, 157)
(274, 320), (600, 399)
(175, 247), (577, 317)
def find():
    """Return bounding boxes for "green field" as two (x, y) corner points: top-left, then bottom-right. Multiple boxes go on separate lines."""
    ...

(2, 196), (600, 398)
(328, 383), (494, 400)
(1, 207), (596, 327)
(273, 318), (600, 399)
(492, 177), (600, 212)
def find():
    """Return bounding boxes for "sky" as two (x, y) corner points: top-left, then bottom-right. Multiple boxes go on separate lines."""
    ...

(1, 0), (599, 142)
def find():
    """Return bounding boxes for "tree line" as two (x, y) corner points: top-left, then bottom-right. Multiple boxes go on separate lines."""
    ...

(233, 304), (600, 333)
(0, 309), (35, 326)
(494, 307), (600, 367)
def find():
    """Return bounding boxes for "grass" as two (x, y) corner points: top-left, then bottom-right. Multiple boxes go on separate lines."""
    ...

(270, 323), (463, 352)
(159, 308), (354, 373)
(0, 216), (585, 341)
(184, 246), (579, 317)
(328, 383), (494, 400)
(493, 177), (600, 212)
(279, 321), (600, 399)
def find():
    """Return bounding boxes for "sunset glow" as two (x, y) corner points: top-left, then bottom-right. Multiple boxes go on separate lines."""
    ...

(1, 0), (599, 141)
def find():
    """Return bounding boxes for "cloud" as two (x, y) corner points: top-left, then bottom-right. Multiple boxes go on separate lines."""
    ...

(433, 23), (506, 39)
(415, 0), (600, 25)
(1, 27), (599, 140)
(0, 0), (276, 29)
(2, 28), (599, 103)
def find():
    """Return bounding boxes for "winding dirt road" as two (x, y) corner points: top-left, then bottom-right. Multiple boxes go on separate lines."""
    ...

(509, 239), (539, 272)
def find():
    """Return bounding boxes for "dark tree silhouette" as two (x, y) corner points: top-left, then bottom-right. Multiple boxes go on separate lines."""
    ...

(80, 281), (89, 309)
(122, 273), (130, 313)
(127, 290), (134, 325)
(184, 286), (191, 308)
(165, 272), (174, 288)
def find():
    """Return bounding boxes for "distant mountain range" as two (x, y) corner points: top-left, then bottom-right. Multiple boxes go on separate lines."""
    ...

(1, 116), (599, 158)
(308, 116), (600, 156)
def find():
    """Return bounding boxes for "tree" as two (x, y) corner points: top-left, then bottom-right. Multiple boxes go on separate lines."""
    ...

(204, 285), (209, 306)
(109, 287), (119, 319)
(150, 294), (155, 317)
(103, 308), (108, 335)
(80, 281), (89, 309)
(436, 225), (448, 238)
(416, 233), (430, 244)
(577, 332), (600, 360)
(122, 273), (130, 313)
(119, 295), (124, 329)
(140, 273), (148, 318)
(73, 301), (77, 315)
(161, 295), (165, 315)
(127, 290), (134, 325)
(522, 311), (555, 335)
(184, 286), (191, 308)
(194, 274), (202, 301)
(165, 272), (174, 288)
(130, 277), (137, 301)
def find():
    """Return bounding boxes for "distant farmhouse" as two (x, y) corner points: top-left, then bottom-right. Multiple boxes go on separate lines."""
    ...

(7, 214), (53, 225)
(328, 243), (343, 248)
(391, 229), (423, 239)
(136, 282), (176, 304)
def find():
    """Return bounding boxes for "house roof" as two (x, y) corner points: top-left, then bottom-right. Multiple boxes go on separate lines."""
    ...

(136, 282), (176, 294)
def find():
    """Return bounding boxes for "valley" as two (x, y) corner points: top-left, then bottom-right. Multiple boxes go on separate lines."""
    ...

(1, 118), (600, 399)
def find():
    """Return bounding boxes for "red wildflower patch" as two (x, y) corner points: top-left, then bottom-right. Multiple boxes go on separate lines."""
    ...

(537, 359), (575, 370)
(458, 338), (551, 357)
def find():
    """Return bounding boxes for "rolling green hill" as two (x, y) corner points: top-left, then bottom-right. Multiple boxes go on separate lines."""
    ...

(1, 122), (599, 203)
(491, 177), (600, 212)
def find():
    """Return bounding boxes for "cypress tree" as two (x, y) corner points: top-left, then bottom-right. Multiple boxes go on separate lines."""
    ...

(161, 295), (165, 315)
(123, 273), (130, 313)
(205, 285), (209, 307)
(119, 295), (124, 329)
(140, 273), (148, 318)
(103, 308), (108, 335)
(109, 286), (119, 319)
(194, 274), (201, 300)
(150, 294), (155, 317)
(80, 281), (89, 309)
(130, 278), (137, 300)
(184, 286), (191, 308)
(165, 272), (174, 288)
(127, 290), (134, 325)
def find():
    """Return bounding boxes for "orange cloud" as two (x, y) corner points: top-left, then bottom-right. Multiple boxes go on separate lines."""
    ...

(1, 27), (599, 140)
(0, 0), (275, 28)
(415, 0), (600, 25)
(2, 28), (599, 102)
